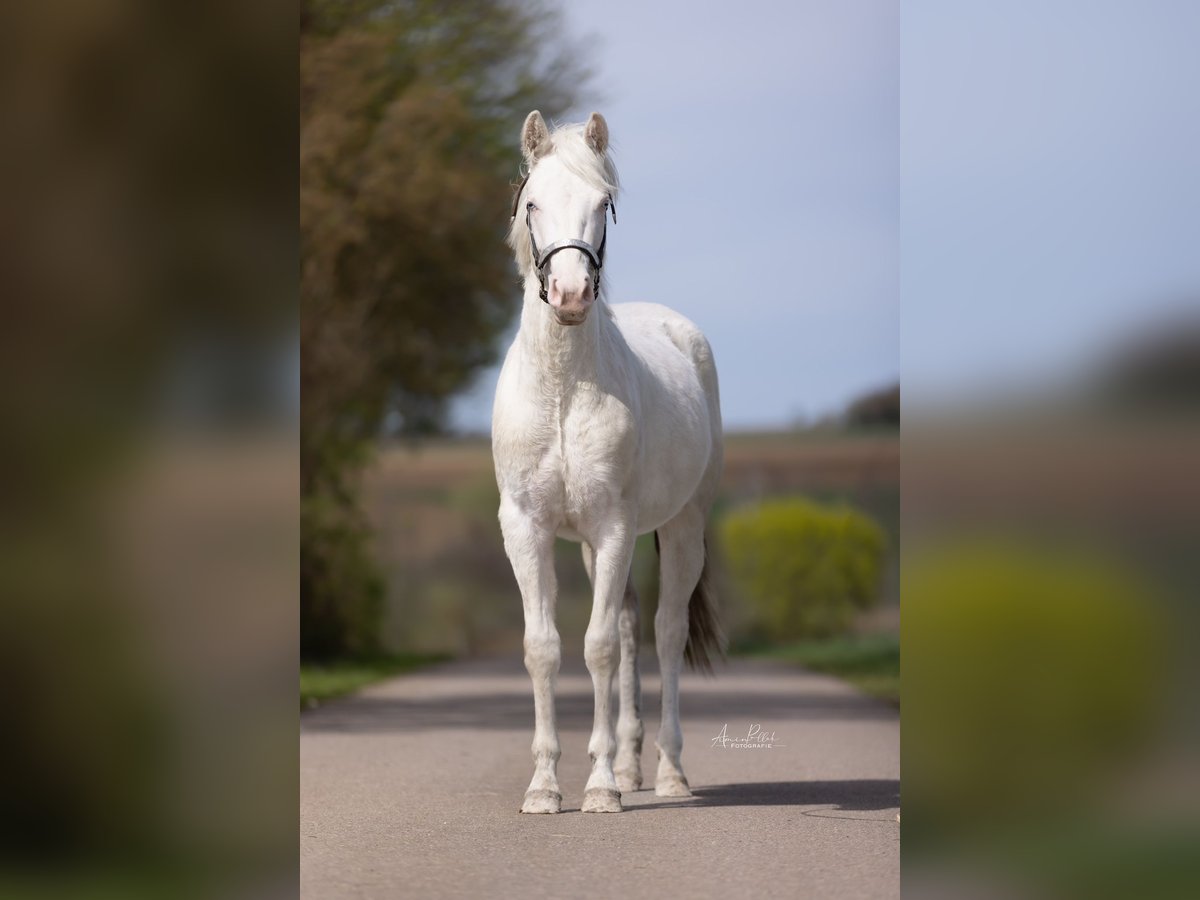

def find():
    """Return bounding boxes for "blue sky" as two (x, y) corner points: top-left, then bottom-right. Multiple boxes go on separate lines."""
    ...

(903, 1), (1200, 405)
(449, 1), (1199, 430)
(450, 0), (900, 431)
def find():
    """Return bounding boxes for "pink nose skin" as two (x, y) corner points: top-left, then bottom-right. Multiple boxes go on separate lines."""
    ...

(547, 275), (594, 325)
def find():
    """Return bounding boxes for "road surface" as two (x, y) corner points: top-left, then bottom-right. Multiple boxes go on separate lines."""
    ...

(301, 654), (899, 899)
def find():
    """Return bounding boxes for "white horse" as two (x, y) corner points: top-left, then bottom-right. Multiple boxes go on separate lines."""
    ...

(491, 111), (724, 814)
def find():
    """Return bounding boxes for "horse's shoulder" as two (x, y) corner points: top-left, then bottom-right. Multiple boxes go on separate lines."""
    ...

(612, 302), (713, 368)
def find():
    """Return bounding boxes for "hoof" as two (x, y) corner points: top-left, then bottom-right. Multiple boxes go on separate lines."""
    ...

(615, 771), (643, 793)
(520, 789), (562, 814)
(581, 787), (623, 813)
(655, 776), (692, 798)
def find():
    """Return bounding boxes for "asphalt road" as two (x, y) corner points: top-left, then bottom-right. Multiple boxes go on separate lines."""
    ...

(300, 654), (900, 899)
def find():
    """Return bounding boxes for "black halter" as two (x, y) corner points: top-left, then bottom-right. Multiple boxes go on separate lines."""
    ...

(510, 171), (616, 304)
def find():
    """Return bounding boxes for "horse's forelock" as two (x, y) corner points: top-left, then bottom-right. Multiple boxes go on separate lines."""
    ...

(548, 123), (620, 198)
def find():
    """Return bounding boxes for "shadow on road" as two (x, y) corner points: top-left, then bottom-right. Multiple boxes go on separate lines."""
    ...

(623, 779), (899, 813)
(303, 687), (894, 733)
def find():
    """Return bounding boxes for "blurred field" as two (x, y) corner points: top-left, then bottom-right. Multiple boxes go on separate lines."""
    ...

(360, 430), (899, 659)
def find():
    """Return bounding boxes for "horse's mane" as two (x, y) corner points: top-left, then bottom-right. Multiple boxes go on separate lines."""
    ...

(507, 122), (620, 278)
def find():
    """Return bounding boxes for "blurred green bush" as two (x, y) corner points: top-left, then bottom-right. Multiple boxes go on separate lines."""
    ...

(720, 498), (886, 639)
(904, 543), (1163, 832)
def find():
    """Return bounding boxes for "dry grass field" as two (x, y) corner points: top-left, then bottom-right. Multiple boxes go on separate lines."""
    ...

(360, 431), (899, 658)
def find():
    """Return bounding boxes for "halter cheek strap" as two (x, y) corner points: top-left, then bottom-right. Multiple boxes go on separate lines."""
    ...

(510, 172), (616, 304)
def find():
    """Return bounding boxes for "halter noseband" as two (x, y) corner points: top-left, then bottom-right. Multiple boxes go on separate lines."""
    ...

(510, 171), (616, 304)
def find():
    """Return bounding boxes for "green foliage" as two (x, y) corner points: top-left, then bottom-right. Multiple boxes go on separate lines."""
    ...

(844, 381), (900, 429)
(301, 489), (386, 660)
(720, 498), (886, 639)
(301, 653), (448, 708)
(300, 1), (592, 657)
(737, 633), (899, 703)
(300, 0), (589, 449)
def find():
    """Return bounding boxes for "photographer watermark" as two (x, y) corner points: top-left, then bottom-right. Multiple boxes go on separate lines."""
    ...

(710, 723), (785, 750)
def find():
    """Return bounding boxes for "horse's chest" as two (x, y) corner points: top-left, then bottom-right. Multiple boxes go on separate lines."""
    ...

(559, 397), (634, 502)
(496, 388), (635, 532)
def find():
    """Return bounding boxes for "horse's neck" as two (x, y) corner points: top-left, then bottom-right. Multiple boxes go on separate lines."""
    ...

(515, 284), (611, 386)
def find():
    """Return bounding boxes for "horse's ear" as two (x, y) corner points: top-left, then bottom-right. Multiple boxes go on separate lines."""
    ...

(584, 112), (609, 155)
(521, 110), (551, 163)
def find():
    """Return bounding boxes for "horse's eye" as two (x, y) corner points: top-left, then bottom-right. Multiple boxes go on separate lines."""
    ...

(526, 201), (536, 211)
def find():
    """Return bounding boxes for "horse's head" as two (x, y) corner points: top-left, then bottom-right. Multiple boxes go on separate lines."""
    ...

(510, 111), (618, 327)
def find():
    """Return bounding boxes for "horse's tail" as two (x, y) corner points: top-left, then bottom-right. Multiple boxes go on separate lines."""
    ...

(655, 532), (725, 674)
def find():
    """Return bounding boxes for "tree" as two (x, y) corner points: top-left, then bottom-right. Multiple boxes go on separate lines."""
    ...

(300, 0), (592, 657)
(844, 382), (901, 429)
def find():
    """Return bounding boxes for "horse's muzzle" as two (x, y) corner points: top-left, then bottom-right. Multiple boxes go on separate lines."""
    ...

(548, 278), (594, 325)
(553, 308), (589, 326)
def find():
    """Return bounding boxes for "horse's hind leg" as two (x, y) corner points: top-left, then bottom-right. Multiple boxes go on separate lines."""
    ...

(654, 505), (706, 798)
(582, 542), (644, 794)
(615, 577), (644, 791)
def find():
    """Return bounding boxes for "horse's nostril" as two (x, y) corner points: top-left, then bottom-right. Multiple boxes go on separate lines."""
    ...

(549, 279), (592, 309)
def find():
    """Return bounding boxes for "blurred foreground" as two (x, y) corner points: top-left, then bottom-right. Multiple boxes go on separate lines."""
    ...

(0, 1), (297, 896)
(901, 2), (1200, 894)
(904, 405), (1200, 899)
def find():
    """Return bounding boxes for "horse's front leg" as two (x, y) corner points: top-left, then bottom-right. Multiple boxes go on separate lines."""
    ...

(582, 542), (643, 794)
(499, 500), (562, 814)
(581, 517), (636, 813)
